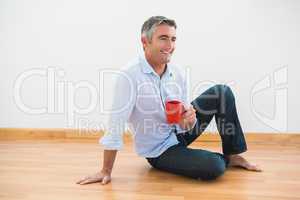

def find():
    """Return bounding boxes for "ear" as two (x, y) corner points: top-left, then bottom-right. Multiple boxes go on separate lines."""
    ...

(141, 36), (148, 49)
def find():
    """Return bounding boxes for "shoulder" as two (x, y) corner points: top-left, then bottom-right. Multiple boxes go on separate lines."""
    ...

(119, 57), (143, 78)
(113, 56), (144, 87)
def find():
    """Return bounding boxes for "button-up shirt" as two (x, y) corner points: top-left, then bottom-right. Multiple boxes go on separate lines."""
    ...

(99, 53), (195, 158)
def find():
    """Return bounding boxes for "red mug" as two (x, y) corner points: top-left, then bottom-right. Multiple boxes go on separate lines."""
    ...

(165, 100), (184, 124)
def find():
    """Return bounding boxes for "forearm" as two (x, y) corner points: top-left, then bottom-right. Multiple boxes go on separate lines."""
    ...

(102, 150), (117, 174)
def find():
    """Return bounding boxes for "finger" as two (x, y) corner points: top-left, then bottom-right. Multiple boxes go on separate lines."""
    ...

(182, 104), (192, 112)
(79, 180), (91, 185)
(188, 116), (196, 123)
(76, 178), (83, 184)
(183, 110), (194, 118)
(182, 104), (189, 111)
(101, 176), (111, 185)
(191, 107), (196, 113)
(79, 179), (96, 185)
(80, 177), (102, 185)
(76, 176), (89, 184)
(190, 112), (196, 119)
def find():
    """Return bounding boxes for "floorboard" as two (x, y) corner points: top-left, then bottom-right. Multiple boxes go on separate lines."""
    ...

(0, 140), (299, 200)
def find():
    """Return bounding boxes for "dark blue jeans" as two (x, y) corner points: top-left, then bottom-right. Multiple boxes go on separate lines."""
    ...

(146, 84), (248, 180)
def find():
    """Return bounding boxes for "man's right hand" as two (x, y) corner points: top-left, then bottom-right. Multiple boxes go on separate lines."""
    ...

(76, 170), (111, 185)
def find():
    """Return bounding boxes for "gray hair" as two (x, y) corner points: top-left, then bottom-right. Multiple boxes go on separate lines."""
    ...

(141, 16), (177, 41)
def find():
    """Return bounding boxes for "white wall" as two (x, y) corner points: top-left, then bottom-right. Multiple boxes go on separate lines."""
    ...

(0, 0), (299, 133)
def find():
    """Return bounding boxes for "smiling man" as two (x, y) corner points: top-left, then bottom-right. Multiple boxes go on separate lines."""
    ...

(77, 16), (261, 185)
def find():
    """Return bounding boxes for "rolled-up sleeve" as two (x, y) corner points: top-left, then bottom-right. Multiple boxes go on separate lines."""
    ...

(99, 70), (136, 150)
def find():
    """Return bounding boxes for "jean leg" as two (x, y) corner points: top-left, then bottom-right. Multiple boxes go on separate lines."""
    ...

(181, 84), (247, 155)
(214, 85), (247, 155)
(147, 145), (227, 180)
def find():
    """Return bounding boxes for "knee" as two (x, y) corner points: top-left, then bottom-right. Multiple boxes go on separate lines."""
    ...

(204, 163), (226, 180)
(215, 84), (235, 101)
(197, 157), (226, 181)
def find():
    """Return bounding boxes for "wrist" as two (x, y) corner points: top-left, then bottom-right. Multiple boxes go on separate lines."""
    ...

(101, 167), (112, 174)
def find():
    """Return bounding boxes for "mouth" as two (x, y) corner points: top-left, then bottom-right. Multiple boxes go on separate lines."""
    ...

(160, 50), (172, 56)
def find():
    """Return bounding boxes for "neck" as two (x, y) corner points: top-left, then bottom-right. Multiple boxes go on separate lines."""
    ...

(144, 53), (166, 77)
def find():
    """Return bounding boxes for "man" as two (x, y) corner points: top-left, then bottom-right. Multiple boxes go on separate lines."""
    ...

(77, 16), (261, 185)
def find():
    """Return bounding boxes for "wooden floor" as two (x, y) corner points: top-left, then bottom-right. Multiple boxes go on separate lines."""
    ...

(0, 139), (300, 200)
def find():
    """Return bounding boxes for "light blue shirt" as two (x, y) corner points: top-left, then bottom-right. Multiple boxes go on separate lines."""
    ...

(99, 54), (196, 158)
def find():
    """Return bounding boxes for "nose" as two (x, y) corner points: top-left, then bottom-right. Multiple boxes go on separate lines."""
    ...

(165, 38), (175, 52)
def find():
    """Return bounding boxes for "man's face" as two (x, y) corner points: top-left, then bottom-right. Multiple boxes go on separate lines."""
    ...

(142, 24), (176, 64)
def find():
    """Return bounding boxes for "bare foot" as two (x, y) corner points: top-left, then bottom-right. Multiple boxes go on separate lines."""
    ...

(227, 154), (262, 172)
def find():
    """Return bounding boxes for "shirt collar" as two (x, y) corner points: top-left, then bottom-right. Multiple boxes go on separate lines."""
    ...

(139, 53), (174, 77)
